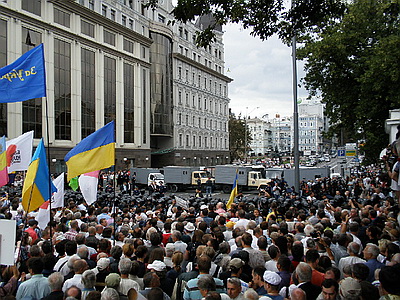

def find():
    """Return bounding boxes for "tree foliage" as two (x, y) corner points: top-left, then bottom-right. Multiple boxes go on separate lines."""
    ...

(147, 0), (346, 47)
(297, 0), (400, 164)
(229, 110), (252, 161)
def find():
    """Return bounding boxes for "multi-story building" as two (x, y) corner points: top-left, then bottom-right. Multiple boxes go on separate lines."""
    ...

(271, 115), (292, 154)
(247, 116), (273, 157)
(0, 0), (231, 172)
(298, 98), (326, 154)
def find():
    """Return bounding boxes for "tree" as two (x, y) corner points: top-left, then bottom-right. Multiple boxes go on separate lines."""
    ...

(146, 0), (346, 47)
(297, 0), (400, 164)
(229, 110), (252, 161)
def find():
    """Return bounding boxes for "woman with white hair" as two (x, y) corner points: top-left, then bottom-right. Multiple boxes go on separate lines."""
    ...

(118, 258), (140, 296)
(81, 269), (96, 300)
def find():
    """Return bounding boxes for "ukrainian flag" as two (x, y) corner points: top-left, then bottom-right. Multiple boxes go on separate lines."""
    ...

(226, 169), (238, 209)
(22, 139), (57, 212)
(65, 121), (115, 182)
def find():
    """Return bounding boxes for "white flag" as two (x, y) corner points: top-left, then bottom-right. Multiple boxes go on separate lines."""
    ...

(52, 173), (64, 208)
(79, 171), (99, 205)
(6, 131), (33, 172)
(35, 200), (50, 230)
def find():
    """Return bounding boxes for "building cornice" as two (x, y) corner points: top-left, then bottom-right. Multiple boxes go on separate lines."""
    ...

(49, 0), (153, 46)
(173, 53), (233, 83)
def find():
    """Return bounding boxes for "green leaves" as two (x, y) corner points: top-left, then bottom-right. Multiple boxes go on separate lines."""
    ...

(299, 0), (400, 164)
(168, 0), (346, 47)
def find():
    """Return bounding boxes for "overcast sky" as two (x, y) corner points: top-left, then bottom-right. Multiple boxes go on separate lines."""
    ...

(223, 23), (309, 119)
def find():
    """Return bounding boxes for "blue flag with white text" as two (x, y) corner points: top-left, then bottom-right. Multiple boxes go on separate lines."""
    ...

(0, 43), (46, 103)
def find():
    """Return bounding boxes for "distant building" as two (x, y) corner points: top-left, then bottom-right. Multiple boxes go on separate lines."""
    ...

(247, 116), (273, 156)
(247, 98), (331, 157)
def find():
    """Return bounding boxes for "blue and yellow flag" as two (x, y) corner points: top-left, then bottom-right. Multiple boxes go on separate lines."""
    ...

(226, 169), (238, 209)
(0, 44), (46, 103)
(65, 121), (115, 181)
(22, 139), (57, 212)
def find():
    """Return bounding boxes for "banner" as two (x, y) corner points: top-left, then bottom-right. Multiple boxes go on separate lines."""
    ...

(6, 131), (34, 172)
(52, 173), (64, 208)
(0, 44), (46, 103)
(79, 171), (99, 205)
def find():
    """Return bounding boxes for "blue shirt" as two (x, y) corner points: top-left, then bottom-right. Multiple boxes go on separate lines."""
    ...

(184, 274), (225, 300)
(16, 274), (51, 300)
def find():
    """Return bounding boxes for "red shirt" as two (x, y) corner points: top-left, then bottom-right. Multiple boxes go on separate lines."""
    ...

(311, 269), (325, 287)
(25, 227), (38, 243)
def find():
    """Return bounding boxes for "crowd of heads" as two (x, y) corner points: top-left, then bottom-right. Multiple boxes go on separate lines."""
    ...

(0, 163), (399, 300)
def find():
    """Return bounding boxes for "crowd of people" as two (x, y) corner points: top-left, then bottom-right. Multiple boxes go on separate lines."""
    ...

(0, 161), (400, 300)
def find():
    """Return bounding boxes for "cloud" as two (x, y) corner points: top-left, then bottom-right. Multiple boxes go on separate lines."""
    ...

(224, 23), (308, 119)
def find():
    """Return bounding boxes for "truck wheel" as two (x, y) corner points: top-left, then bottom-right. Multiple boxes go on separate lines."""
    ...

(170, 184), (179, 193)
(222, 185), (231, 194)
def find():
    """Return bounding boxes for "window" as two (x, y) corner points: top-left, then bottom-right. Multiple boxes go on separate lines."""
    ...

(178, 91), (182, 104)
(178, 67), (182, 79)
(179, 134), (183, 147)
(199, 136), (202, 147)
(123, 38), (134, 53)
(184, 30), (188, 40)
(22, 0), (41, 16)
(129, 19), (134, 29)
(22, 28), (42, 138)
(104, 56), (116, 125)
(179, 27), (183, 37)
(102, 5), (107, 17)
(89, 0), (94, 9)
(81, 48), (95, 138)
(104, 30), (115, 46)
(110, 9), (116, 21)
(178, 113), (181, 125)
(186, 135), (190, 147)
(142, 69), (147, 144)
(158, 14), (165, 23)
(54, 8), (70, 27)
(141, 46), (146, 59)
(129, 0), (133, 9)
(124, 63), (135, 143)
(81, 19), (95, 37)
(122, 15), (127, 26)
(193, 136), (196, 147)
(54, 38), (71, 140)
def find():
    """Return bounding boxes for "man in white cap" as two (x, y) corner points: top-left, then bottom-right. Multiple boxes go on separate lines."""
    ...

(260, 271), (283, 300)
(184, 222), (196, 238)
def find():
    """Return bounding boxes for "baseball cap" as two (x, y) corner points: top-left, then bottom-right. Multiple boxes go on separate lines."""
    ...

(263, 271), (282, 286)
(147, 260), (166, 271)
(229, 258), (244, 269)
(339, 277), (361, 298)
(226, 221), (235, 228)
(105, 273), (121, 288)
(97, 257), (110, 270)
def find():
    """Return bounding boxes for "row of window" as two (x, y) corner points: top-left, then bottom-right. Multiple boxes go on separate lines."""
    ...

(0, 20), (144, 143)
(177, 91), (227, 114)
(178, 27), (222, 58)
(177, 67), (227, 95)
(178, 46), (223, 74)
(176, 114), (227, 131)
(178, 134), (228, 149)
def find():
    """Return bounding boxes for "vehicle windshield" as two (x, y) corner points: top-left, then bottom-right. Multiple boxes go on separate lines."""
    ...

(154, 174), (165, 180)
(200, 172), (208, 178)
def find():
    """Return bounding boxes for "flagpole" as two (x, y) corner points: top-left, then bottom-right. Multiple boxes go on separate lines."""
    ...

(113, 154), (117, 246)
(17, 183), (35, 263)
(44, 96), (53, 248)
